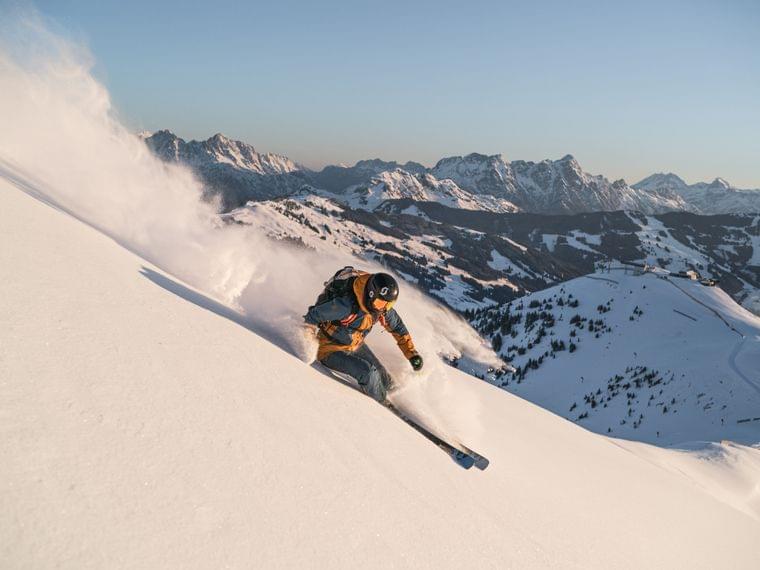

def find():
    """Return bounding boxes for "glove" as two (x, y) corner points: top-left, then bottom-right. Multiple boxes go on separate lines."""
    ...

(409, 354), (423, 371)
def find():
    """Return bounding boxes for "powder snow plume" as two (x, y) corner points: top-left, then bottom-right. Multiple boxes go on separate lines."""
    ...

(0, 12), (499, 421)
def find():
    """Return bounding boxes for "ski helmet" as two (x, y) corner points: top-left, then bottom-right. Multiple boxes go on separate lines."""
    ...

(366, 272), (399, 306)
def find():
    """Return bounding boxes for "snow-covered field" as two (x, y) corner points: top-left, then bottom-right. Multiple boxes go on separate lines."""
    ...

(2, 15), (760, 569)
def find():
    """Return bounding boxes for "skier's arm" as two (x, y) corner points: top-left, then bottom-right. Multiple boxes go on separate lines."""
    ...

(382, 308), (418, 359)
(304, 296), (354, 326)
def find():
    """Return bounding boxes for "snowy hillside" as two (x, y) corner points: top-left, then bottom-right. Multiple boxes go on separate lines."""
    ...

(380, 202), (760, 315)
(474, 271), (760, 445)
(243, 193), (760, 317)
(4, 163), (760, 569)
(223, 193), (575, 311)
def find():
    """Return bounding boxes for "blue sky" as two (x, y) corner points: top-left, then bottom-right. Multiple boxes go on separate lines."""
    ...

(29, 0), (760, 186)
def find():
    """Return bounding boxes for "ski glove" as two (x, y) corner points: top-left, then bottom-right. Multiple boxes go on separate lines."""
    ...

(409, 354), (423, 371)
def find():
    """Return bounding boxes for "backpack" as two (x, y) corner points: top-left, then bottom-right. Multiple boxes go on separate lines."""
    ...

(315, 266), (368, 306)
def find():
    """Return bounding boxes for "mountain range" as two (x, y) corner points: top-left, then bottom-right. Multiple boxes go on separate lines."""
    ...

(633, 172), (760, 214)
(145, 129), (760, 318)
(143, 130), (760, 215)
(224, 192), (760, 317)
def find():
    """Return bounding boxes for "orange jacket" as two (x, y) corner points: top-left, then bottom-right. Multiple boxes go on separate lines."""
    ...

(305, 273), (417, 361)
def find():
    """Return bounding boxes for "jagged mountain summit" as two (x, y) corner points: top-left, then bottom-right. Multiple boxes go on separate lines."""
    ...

(634, 173), (760, 214)
(144, 130), (303, 175)
(431, 153), (687, 214)
(310, 158), (427, 193)
(144, 130), (310, 208)
(634, 172), (691, 193)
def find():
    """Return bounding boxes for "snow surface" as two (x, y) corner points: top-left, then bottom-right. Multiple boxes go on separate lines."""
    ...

(485, 272), (760, 446)
(4, 177), (760, 569)
(1, 16), (760, 568)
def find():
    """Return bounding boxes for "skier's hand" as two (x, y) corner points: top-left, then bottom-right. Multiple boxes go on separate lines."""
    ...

(409, 354), (423, 371)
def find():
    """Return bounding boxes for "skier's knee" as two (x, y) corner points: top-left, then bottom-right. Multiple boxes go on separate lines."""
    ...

(361, 364), (387, 403)
(351, 358), (372, 385)
(366, 381), (387, 403)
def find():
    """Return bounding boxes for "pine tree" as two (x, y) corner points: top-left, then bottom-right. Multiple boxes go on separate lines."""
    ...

(491, 333), (503, 353)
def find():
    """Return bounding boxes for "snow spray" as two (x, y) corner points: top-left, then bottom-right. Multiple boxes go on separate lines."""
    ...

(0, 10), (498, 436)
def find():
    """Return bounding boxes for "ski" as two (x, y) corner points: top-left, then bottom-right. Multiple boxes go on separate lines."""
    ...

(317, 363), (489, 470)
(385, 403), (489, 471)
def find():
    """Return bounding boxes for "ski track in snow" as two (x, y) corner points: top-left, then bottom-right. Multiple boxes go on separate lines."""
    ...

(582, 274), (620, 285)
(729, 337), (760, 397)
(667, 278), (742, 336)
(667, 277), (760, 396)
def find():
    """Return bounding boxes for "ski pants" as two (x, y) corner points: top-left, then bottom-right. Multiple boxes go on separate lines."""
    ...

(320, 344), (394, 403)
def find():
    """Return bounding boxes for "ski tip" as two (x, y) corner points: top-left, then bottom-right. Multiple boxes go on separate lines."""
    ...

(456, 444), (490, 471)
(452, 450), (475, 470)
(473, 455), (490, 470)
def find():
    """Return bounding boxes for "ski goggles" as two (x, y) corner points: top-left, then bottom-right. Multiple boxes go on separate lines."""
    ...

(371, 298), (395, 312)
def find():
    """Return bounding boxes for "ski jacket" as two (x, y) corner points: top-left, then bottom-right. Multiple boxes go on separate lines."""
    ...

(304, 273), (417, 362)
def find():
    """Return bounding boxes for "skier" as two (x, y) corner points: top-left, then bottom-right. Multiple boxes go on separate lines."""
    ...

(304, 267), (423, 403)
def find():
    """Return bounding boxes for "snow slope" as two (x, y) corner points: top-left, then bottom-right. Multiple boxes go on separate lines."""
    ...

(476, 271), (760, 446)
(224, 194), (537, 311)
(3, 174), (760, 569)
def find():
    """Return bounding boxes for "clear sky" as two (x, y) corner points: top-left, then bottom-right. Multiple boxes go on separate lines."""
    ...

(25, 0), (760, 186)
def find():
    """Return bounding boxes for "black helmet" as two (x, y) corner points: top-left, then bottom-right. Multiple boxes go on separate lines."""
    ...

(366, 272), (399, 305)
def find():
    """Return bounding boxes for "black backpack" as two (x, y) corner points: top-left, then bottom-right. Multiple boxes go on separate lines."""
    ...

(315, 266), (367, 306)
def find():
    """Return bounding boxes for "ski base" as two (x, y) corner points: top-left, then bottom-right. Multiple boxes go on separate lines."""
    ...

(316, 363), (490, 470)
(386, 403), (489, 471)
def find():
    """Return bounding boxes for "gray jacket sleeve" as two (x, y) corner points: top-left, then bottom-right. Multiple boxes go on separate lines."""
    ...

(382, 308), (409, 336)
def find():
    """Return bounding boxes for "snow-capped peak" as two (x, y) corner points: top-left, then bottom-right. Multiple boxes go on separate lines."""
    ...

(144, 130), (304, 176)
(708, 177), (732, 190)
(634, 173), (760, 213)
(430, 154), (685, 214)
(633, 173), (689, 192)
